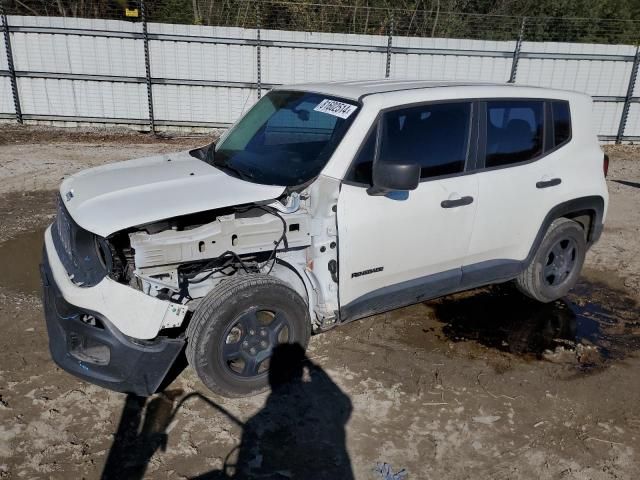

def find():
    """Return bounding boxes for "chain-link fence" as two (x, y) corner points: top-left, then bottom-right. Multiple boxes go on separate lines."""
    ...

(1, 0), (639, 141)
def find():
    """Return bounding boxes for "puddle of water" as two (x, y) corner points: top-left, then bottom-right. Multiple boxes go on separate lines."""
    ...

(0, 226), (47, 296)
(429, 280), (640, 366)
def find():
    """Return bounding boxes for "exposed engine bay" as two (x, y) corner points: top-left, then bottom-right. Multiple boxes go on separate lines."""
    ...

(106, 176), (341, 331)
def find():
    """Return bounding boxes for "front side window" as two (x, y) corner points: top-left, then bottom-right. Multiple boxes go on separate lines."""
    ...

(348, 102), (471, 183)
(213, 91), (359, 186)
(485, 100), (544, 167)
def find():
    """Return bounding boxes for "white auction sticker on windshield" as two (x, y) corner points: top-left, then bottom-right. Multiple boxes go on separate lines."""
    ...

(313, 99), (357, 119)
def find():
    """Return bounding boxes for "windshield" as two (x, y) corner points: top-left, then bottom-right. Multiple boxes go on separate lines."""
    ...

(213, 91), (359, 186)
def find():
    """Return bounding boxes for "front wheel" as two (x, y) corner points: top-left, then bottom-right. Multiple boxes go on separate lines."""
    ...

(186, 274), (311, 397)
(515, 218), (587, 303)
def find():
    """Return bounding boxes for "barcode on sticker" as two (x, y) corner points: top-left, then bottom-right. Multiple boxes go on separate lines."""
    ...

(313, 99), (357, 119)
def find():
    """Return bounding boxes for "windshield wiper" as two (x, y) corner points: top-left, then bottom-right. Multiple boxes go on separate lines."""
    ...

(192, 143), (253, 181)
(214, 160), (255, 182)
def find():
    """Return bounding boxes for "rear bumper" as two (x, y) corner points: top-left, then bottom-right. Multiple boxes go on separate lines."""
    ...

(41, 245), (184, 397)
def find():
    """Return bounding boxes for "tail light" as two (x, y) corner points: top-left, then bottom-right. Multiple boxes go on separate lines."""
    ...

(603, 154), (609, 177)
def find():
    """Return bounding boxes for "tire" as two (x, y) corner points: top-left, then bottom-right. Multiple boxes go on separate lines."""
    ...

(185, 274), (311, 397)
(515, 217), (586, 303)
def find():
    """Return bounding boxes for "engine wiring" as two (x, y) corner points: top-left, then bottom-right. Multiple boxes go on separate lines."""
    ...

(256, 205), (289, 275)
(183, 251), (250, 284)
(178, 204), (289, 288)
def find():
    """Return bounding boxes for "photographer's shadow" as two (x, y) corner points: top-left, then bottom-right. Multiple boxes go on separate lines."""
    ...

(231, 343), (353, 479)
(102, 343), (353, 480)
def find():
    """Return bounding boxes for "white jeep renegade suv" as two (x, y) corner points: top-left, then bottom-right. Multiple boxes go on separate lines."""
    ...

(40, 80), (609, 397)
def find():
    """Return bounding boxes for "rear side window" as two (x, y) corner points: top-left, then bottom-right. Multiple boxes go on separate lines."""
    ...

(552, 101), (571, 147)
(485, 100), (544, 167)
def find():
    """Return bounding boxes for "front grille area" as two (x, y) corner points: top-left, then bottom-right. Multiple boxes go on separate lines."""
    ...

(52, 196), (110, 287)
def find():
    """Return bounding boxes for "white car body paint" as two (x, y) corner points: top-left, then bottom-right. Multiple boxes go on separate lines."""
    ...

(47, 80), (608, 342)
(465, 95), (608, 264)
(59, 150), (285, 237)
(338, 174), (479, 306)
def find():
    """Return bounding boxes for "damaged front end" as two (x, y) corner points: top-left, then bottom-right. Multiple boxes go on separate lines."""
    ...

(120, 175), (341, 333)
(41, 199), (188, 395)
(46, 160), (342, 348)
(41, 88), (356, 396)
(130, 194), (308, 303)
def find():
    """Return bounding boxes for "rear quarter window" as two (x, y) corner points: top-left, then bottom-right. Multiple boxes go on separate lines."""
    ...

(551, 101), (571, 147)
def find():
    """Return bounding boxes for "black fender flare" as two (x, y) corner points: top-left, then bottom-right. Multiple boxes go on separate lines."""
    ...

(525, 195), (605, 264)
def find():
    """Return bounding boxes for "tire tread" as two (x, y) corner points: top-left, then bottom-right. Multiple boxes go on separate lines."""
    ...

(515, 217), (584, 303)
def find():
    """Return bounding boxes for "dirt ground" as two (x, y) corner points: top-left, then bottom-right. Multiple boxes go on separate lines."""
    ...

(0, 125), (639, 479)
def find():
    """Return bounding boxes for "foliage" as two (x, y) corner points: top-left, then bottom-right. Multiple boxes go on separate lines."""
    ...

(4, 0), (640, 44)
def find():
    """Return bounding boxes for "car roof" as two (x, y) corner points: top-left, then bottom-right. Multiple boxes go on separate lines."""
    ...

(274, 79), (585, 102)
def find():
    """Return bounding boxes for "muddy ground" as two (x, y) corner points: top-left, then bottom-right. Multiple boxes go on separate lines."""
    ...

(0, 125), (639, 479)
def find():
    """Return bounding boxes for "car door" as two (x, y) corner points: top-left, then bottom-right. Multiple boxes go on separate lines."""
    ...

(463, 99), (569, 284)
(337, 101), (480, 320)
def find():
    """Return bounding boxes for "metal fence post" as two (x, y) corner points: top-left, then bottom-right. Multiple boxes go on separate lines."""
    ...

(256, 1), (262, 99)
(140, 0), (155, 134)
(508, 16), (526, 83)
(1, 4), (23, 123)
(616, 44), (640, 144)
(385, 11), (393, 78)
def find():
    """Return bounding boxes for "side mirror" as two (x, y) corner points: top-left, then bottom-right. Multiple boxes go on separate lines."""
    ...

(367, 161), (421, 196)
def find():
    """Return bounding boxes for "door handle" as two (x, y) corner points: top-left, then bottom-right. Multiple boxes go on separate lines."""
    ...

(441, 196), (474, 208)
(536, 178), (562, 189)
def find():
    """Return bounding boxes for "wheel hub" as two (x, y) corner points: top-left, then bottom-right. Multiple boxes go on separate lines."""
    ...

(241, 327), (272, 356)
(221, 308), (290, 378)
(543, 237), (578, 287)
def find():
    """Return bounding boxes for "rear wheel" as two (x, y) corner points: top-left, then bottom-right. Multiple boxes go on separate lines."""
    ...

(186, 274), (311, 397)
(515, 218), (586, 303)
